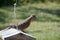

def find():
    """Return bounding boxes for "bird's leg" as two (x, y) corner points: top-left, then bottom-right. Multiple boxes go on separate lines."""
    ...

(21, 29), (25, 32)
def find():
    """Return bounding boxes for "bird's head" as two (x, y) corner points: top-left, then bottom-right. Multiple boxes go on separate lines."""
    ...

(31, 14), (36, 18)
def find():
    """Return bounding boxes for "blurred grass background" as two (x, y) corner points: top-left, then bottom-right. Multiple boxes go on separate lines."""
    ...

(0, 0), (60, 40)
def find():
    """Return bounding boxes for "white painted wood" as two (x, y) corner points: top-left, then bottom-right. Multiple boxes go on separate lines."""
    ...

(0, 28), (36, 40)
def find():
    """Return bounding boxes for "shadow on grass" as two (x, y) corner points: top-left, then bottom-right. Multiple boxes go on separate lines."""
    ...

(30, 7), (60, 17)
(17, 13), (60, 22)
(0, 6), (60, 22)
(17, 6), (60, 22)
(26, 30), (43, 33)
(0, 11), (8, 23)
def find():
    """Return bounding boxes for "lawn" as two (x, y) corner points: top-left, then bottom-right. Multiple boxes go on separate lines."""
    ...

(0, 2), (60, 40)
(26, 22), (60, 40)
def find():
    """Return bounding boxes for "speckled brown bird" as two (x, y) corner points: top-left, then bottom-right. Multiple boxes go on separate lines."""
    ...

(5, 14), (36, 32)
(16, 14), (36, 32)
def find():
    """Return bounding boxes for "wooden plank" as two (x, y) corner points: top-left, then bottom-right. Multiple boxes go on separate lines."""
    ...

(5, 33), (36, 40)
(0, 28), (36, 40)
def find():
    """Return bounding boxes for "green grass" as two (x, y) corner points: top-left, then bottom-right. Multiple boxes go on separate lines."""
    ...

(26, 22), (60, 40)
(0, 3), (60, 22)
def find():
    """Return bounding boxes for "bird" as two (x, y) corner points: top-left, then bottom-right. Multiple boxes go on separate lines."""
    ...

(16, 14), (36, 32)
(4, 14), (36, 32)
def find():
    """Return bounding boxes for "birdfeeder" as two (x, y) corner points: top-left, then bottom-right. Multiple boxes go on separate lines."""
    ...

(0, 28), (36, 40)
